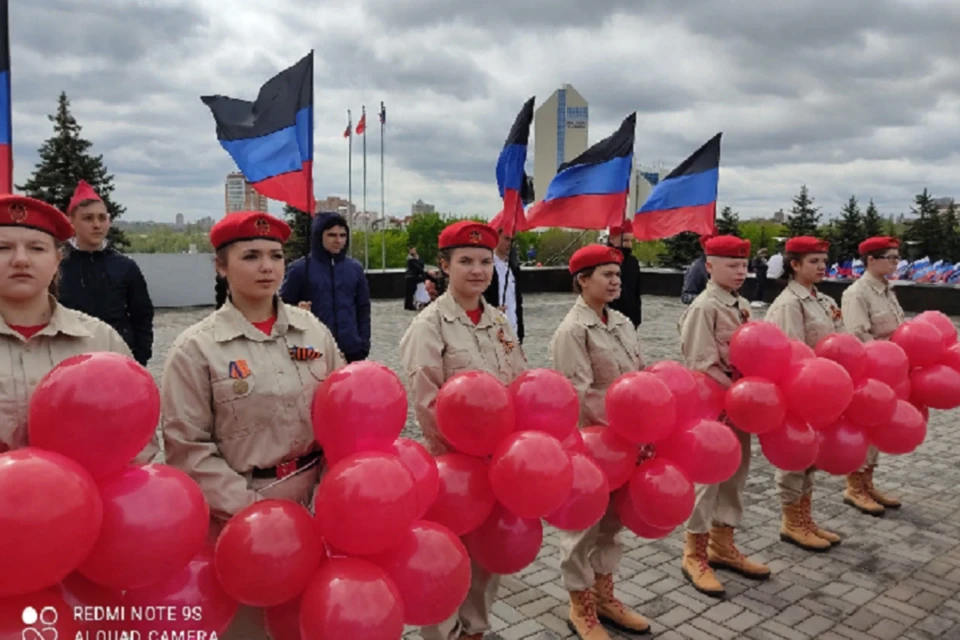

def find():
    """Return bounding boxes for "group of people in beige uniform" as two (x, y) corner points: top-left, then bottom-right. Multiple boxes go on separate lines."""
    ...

(0, 194), (908, 640)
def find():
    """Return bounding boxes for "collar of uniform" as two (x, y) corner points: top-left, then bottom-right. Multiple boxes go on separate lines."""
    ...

(786, 279), (813, 300)
(213, 296), (291, 342)
(706, 281), (739, 306)
(863, 271), (889, 294)
(437, 291), (496, 328)
(0, 296), (93, 340)
(573, 295), (627, 329)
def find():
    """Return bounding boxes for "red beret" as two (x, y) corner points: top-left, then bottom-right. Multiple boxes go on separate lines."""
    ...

(0, 195), (73, 242)
(698, 233), (715, 250)
(609, 218), (633, 235)
(704, 235), (750, 258)
(67, 180), (103, 214)
(785, 236), (829, 254)
(569, 244), (623, 274)
(438, 221), (498, 250)
(209, 211), (291, 250)
(858, 236), (899, 256)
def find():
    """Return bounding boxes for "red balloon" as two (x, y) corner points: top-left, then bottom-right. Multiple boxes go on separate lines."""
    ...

(545, 453), (610, 531)
(790, 340), (816, 364)
(580, 426), (638, 491)
(436, 371), (515, 456)
(606, 372), (677, 444)
(814, 419), (869, 475)
(0, 587), (85, 639)
(391, 438), (440, 519)
(690, 371), (725, 421)
(815, 333), (867, 381)
(463, 503), (543, 575)
(78, 464), (208, 591)
(893, 377), (912, 401)
(724, 377), (786, 435)
(730, 321), (792, 382)
(912, 401), (930, 423)
(561, 428), (587, 453)
(312, 362), (407, 463)
(508, 368), (579, 441)
(264, 596), (302, 640)
(489, 431), (573, 518)
(891, 321), (945, 369)
(56, 573), (125, 635)
(423, 454), (496, 535)
(910, 364), (960, 410)
(915, 310), (958, 348)
(215, 500), (323, 607)
(314, 452), (418, 556)
(299, 558), (403, 640)
(869, 400), (927, 455)
(627, 459), (695, 529)
(862, 340), (910, 388)
(780, 358), (854, 429)
(656, 419), (742, 484)
(647, 361), (700, 425)
(0, 449), (102, 598)
(943, 343), (960, 374)
(759, 417), (818, 471)
(846, 378), (898, 427)
(613, 488), (675, 540)
(27, 352), (160, 479)
(367, 521), (470, 626)
(128, 546), (238, 635)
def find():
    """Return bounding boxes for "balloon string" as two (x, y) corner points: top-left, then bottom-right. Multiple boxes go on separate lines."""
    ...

(255, 457), (322, 494)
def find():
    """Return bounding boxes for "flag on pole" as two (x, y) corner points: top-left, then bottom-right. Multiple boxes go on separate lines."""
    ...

(201, 52), (315, 214)
(356, 113), (366, 135)
(632, 133), (721, 240)
(523, 113), (636, 231)
(343, 123), (350, 138)
(490, 96), (534, 235)
(379, 103), (386, 125)
(0, 1), (12, 194)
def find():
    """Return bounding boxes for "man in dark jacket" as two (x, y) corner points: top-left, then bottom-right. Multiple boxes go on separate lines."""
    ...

(681, 234), (712, 304)
(483, 228), (524, 342)
(607, 219), (642, 328)
(280, 212), (371, 362)
(404, 247), (425, 310)
(58, 180), (154, 365)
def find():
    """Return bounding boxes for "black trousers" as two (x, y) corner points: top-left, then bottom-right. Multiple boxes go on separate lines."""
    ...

(404, 278), (418, 310)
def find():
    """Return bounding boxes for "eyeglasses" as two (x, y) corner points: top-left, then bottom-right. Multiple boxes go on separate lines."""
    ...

(879, 255), (901, 262)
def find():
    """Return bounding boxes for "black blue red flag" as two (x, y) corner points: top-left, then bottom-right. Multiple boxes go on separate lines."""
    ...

(491, 96), (534, 235)
(0, 1), (12, 194)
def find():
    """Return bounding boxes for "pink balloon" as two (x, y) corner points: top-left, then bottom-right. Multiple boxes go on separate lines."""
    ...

(724, 377), (786, 435)
(893, 377), (912, 401)
(780, 358), (854, 429)
(314, 452), (418, 556)
(561, 428), (587, 454)
(912, 401), (930, 423)
(943, 343), (960, 374)
(730, 321), (792, 382)
(627, 459), (695, 529)
(690, 371), (725, 420)
(790, 340), (816, 364)
(489, 431), (573, 518)
(655, 419), (742, 485)
(606, 372), (677, 444)
(862, 340), (910, 387)
(759, 417), (818, 471)
(915, 310), (958, 347)
(647, 361), (700, 426)
(846, 378), (898, 427)
(391, 438), (440, 519)
(78, 464), (208, 591)
(436, 371), (516, 456)
(463, 503), (543, 575)
(869, 400), (927, 455)
(544, 453), (610, 531)
(580, 426), (638, 491)
(814, 419), (869, 475)
(423, 454), (496, 535)
(815, 333), (867, 381)
(508, 369), (579, 441)
(891, 321), (945, 369)
(613, 488), (675, 540)
(910, 364), (960, 410)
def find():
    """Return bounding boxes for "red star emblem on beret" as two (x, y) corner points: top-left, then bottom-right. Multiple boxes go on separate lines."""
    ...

(254, 217), (270, 235)
(468, 230), (482, 244)
(7, 203), (27, 223)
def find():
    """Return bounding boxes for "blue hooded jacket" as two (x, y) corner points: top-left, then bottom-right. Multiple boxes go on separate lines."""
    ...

(280, 213), (371, 358)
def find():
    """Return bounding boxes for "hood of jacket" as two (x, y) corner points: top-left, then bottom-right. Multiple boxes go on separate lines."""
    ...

(310, 212), (351, 262)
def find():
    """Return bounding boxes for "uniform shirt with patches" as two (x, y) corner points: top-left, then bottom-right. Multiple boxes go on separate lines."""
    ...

(840, 272), (905, 342)
(677, 281), (750, 388)
(765, 280), (844, 349)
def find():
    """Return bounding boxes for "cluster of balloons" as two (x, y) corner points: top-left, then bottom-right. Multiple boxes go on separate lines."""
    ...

(0, 353), (226, 638)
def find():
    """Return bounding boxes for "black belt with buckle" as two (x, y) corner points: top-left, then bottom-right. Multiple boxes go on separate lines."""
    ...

(251, 450), (322, 480)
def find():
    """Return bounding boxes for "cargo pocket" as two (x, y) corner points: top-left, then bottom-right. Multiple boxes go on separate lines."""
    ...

(211, 375), (258, 441)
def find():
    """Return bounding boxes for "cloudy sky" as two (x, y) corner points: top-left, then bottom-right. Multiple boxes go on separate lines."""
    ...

(8, 0), (960, 224)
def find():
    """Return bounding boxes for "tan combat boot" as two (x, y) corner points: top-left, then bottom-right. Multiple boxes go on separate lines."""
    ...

(801, 493), (841, 545)
(864, 466), (901, 509)
(681, 532), (725, 597)
(780, 499), (831, 552)
(591, 573), (651, 635)
(708, 525), (771, 580)
(843, 471), (885, 516)
(567, 590), (611, 639)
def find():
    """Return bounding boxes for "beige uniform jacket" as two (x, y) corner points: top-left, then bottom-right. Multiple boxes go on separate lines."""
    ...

(678, 282), (751, 388)
(549, 297), (644, 427)
(765, 280), (844, 348)
(841, 272), (905, 342)
(0, 299), (160, 461)
(160, 299), (344, 521)
(399, 292), (527, 456)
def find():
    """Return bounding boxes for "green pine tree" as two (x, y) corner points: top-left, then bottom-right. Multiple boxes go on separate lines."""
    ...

(862, 199), (884, 238)
(785, 185), (821, 237)
(835, 195), (864, 261)
(941, 200), (960, 261)
(17, 92), (128, 249)
(905, 188), (943, 259)
(283, 204), (311, 261)
(662, 231), (702, 269)
(715, 206), (742, 237)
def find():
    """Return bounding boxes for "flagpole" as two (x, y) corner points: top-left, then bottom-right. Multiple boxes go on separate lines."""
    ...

(380, 101), (386, 271)
(347, 109), (352, 258)
(304, 50), (314, 294)
(362, 104), (369, 269)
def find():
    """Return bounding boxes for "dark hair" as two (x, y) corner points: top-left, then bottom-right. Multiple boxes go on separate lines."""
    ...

(781, 251), (802, 280)
(863, 248), (893, 262)
(214, 247), (229, 309)
(572, 267), (598, 293)
(49, 270), (61, 298)
(435, 248), (452, 292)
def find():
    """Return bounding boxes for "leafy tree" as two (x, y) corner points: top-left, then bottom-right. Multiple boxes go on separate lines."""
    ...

(715, 206), (741, 237)
(905, 188), (942, 259)
(662, 231), (702, 269)
(941, 201), (960, 262)
(407, 212), (450, 263)
(785, 185), (821, 237)
(834, 195), (864, 262)
(17, 92), (128, 249)
(862, 199), (884, 238)
(282, 204), (312, 262)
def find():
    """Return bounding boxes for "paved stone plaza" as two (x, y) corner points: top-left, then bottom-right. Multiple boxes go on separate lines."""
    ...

(150, 293), (960, 640)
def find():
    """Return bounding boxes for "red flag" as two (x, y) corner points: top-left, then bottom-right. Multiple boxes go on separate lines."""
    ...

(355, 114), (366, 135)
(342, 124), (350, 138)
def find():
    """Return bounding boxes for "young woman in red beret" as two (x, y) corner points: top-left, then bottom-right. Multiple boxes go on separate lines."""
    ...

(160, 211), (344, 639)
(0, 194), (159, 460)
(765, 236), (844, 552)
(549, 244), (650, 639)
(399, 220), (527, 640)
